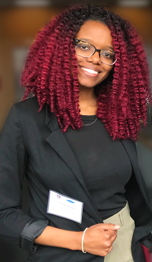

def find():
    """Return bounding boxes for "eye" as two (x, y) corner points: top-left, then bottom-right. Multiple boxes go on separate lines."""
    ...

(101, 50), (115, 61)
(81, 45), (89, 50)
(101, 50), (115, 60)
(105, 53), (111, 57)
(77, 43), (91, 51)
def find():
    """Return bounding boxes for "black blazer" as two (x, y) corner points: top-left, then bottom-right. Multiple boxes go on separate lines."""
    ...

(0, 96), (152, 262)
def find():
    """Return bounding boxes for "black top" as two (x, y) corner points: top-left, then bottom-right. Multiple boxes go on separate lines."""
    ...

(64, 115), (132, 219)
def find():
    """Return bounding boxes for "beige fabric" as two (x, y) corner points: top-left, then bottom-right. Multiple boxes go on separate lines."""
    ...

(103, 202), (135, 262)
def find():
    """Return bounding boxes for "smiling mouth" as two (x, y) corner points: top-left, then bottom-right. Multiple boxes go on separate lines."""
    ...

(79, 66), (100, 77)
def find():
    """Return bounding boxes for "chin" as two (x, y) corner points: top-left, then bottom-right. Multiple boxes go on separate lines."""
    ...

(78, 76), (95, 88)
(78, 78), (103, 89)
(77, 72), (109, 89)
(78, 82), (95, 89)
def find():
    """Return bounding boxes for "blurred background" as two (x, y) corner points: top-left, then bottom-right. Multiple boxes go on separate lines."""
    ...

(0, 0), (152, 261)
(0, 0), (152, 130)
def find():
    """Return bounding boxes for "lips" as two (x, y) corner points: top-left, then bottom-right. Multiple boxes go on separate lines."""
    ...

(82, 67), (98, 75)
(79, 65), (101, 77)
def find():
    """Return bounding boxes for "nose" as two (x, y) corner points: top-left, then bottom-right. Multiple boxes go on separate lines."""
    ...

(87, 50), (101, 64)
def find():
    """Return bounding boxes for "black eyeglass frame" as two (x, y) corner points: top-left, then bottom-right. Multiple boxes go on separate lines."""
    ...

(74, 38), (117, 66)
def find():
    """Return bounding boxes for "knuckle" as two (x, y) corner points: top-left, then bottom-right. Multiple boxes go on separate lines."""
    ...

(108, 234), (111, 240)
(106, 232), (111, 238)
(105, 241), (111, 248)
(109, 223), (114, 227)
(112, 233), (116, 239)
(105, 234), (109, 240)
(107, 247), (113, 254)
(113, 233), (117, 239)
(103, 251), (108, 256)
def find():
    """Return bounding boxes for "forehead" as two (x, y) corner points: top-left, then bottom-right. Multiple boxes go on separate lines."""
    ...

(76, 20), (113, 48)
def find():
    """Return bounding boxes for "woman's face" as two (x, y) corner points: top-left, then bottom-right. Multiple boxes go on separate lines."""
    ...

(75, 20), (114, 89)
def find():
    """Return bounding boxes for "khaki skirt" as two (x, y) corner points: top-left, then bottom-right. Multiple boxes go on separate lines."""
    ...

(103, 202), (135, 262)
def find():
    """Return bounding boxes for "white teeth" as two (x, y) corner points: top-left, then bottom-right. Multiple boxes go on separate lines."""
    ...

(81, 67), (98, 74)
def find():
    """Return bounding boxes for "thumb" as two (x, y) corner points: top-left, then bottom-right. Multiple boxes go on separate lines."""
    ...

(100, 223), (120, 230)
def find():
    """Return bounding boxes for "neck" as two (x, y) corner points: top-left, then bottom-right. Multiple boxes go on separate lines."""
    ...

(79, 85), (98, 115)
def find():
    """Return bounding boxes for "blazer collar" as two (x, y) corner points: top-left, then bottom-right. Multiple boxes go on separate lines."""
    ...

(46, 105), (59, 131)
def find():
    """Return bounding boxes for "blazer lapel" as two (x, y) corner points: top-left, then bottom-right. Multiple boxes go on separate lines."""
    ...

(121, 140), (152, 212)
(45, 106), (102, 223)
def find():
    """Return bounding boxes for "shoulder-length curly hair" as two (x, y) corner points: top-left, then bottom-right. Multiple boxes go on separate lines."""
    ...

(21, 4), (152, 140)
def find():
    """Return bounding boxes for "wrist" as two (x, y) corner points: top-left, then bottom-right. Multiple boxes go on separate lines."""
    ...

(71, 231), (83, 251)
(82, 228), (88, 253)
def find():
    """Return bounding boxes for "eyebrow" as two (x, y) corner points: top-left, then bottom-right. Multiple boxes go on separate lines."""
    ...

(107, 46), (114, 51)
(78, 38), (114, 51)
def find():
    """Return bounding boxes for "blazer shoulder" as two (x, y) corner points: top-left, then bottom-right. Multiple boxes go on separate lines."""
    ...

(14, 96), (39, 112)
(13, 96), (46, 124)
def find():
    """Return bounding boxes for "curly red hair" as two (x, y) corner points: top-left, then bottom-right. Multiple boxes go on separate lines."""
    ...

(21, 5), (152, 140)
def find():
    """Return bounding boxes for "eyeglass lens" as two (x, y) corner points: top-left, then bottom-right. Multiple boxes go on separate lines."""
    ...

(75, 42), (115, 65)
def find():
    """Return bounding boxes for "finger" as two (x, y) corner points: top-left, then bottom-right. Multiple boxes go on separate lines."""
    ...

(111, 234), (117, 242)
(107, 230), (118, 238)
(104, 231), (117, 242)
(108, 245), (113, 254)
(106, 231), (118, 238)
(99, 223), (120, 230)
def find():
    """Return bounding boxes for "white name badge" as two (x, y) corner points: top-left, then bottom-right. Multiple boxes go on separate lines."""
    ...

(47, 190), (83, 224)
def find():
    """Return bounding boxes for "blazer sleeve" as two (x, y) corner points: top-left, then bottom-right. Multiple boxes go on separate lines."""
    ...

(0, 104), (48, 253)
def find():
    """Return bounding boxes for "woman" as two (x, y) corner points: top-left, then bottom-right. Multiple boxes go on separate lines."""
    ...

(0, 4), (152, 262)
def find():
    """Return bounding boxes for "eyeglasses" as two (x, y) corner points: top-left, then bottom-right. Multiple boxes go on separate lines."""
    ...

(74, 39), (117, 66)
